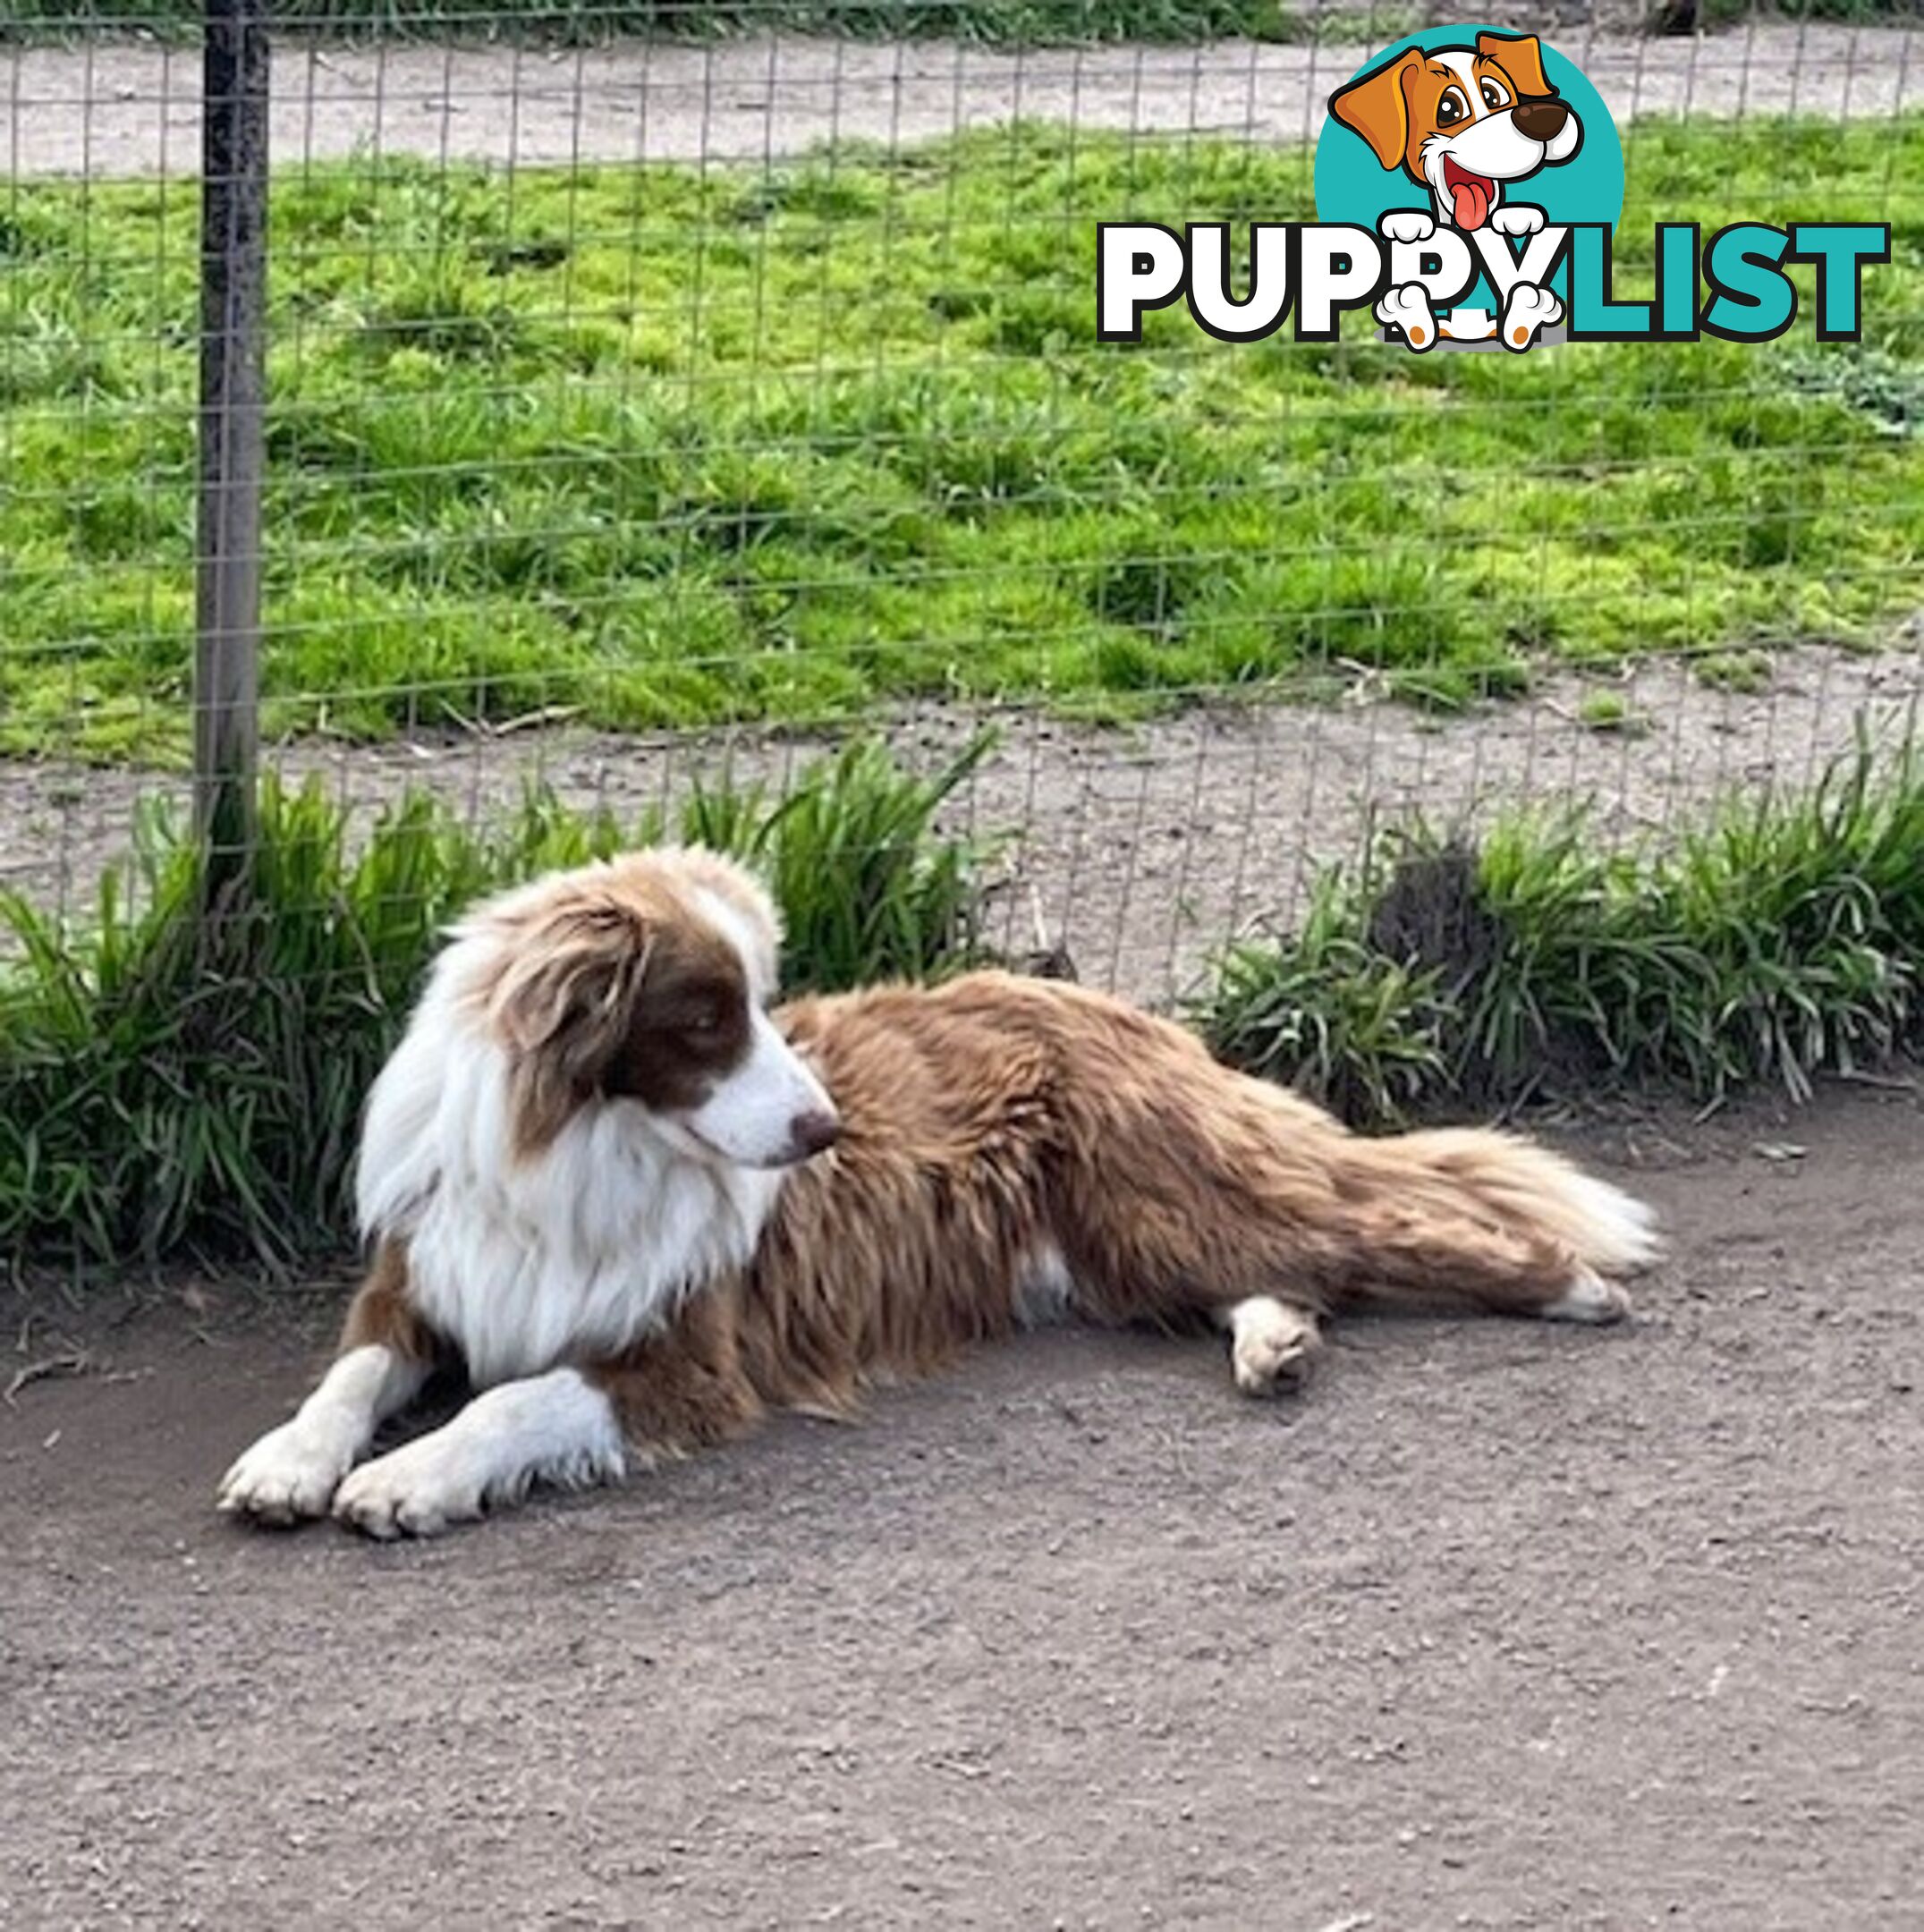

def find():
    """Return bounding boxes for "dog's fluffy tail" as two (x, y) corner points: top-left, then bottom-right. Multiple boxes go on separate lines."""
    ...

(1395, 1127), (1660, 1277)
(1324, 1126), (1660, 1320)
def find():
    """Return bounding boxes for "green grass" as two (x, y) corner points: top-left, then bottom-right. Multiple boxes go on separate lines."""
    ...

(1195, 731), (1924, 1122)
(2, 116), (1920, 758)
(1575, 691), (1648, 734)
(0, 735), (990, 1269)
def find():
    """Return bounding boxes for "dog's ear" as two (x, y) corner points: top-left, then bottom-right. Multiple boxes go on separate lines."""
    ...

(1329, 49), (1420, 173)
(1478, 30), (1555, 98)
(491, 899), (653, 1087)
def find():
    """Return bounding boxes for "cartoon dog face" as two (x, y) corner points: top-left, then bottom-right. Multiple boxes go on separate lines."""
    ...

(1330, 31), (1581, 232)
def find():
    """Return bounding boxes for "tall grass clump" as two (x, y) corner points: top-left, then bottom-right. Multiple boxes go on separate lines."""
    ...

(1202, 866), (1450, 1124)
(0, 737), (989, 1272)
(1195, 733), (1924, 1122)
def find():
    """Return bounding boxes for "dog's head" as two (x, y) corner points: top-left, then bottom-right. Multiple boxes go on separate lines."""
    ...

(457, 848), (839, 1171)
(1329, 32), (1582, 232)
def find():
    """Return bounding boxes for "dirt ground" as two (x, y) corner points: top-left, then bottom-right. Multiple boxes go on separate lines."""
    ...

(2, 1076), (1920, 1928)
(4, 647), (1918, 1006)
(3, 23), (1918, 178)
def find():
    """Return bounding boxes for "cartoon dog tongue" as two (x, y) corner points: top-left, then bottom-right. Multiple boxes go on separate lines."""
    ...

(1444, 160), (1493, 231)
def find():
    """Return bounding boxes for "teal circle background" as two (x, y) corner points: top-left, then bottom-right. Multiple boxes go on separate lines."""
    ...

(1313, 25), (1624, 306)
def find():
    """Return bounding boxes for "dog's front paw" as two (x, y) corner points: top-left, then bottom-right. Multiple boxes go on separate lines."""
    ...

(1375, 282), (1438, 352)
(217, 1419), (354, 1526)
(1500, 283), (1563, 352)
(1379, 208), (1436, 245)
(333, 1436), (487, 1540)
(1490, 204), (1546, 238)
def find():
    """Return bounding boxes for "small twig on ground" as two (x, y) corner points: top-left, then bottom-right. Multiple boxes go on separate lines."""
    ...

(489, 704), (584, 737)
(1333, 657), (1387, 706)
(1627, 1127), (1695, 1165)
(4, 1350), (92, 1405)
(1831, 1068), (1920, 1093)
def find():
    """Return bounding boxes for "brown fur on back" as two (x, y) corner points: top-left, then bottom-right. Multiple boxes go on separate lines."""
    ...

(583, 972), (1589, 1453)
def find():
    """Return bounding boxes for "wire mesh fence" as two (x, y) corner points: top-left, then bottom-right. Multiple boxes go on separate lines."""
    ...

(2, 0), (1920, 1010)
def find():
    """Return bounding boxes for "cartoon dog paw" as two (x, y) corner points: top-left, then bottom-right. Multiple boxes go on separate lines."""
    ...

(1490, 204), (1547, 238)
(1375, 282), (1438, 352)
(1379, 209), (1437, 245)
(1500, 282), (1563, 352)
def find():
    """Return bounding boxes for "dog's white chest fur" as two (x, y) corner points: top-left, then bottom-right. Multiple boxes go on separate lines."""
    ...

(356, 959), (783, 1388)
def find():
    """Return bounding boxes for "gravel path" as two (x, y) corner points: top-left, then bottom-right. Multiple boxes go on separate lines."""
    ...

(4, 648), (1917, 1006)
(4, 24), (1920, 177)
(4, 1078), (1920, 1928)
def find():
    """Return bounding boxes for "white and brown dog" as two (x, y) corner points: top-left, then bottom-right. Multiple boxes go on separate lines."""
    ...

(218, 847), (1657, 1539)
(1331, 31), (1581, 351)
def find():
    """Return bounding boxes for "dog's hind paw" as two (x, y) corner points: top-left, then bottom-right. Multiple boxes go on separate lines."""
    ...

(1225, 1297), (1322, 1396)
(1542, 1268), (1633, 1326)
(1501, 283), (1563, 352)
(1376, 282), (1438, 352)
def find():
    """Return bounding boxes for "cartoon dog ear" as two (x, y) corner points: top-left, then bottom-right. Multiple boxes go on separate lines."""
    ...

(1477, 30), (1555, 98)
(1329, 49), (1420, 173)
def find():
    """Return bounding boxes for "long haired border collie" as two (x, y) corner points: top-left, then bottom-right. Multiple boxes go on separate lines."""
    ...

(218, 847), (1658, 1538)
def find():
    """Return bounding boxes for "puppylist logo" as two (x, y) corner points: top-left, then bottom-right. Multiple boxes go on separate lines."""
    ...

(1097, 26), (1889, 353)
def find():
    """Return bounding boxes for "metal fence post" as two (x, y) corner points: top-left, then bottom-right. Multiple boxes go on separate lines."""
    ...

(194, 0), (269, 882)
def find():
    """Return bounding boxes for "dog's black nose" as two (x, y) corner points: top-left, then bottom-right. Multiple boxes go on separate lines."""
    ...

(788, 1108), (842, 1158)
(1513, 99), (1571, 143)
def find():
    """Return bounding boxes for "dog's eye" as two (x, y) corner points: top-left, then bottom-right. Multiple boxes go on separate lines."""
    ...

(688, 1009), (722, 1035)
(1480, 79), (1510, 111)
(1437, 88), (1469, 126)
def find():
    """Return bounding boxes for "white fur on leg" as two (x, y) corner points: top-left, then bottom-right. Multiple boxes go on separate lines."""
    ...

(1220, 1296), (1321, 1396)
(1542, 1267), (1633, 1325)
(333, 1367), (625, 1539)
(217, 1344), (425, 1526)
